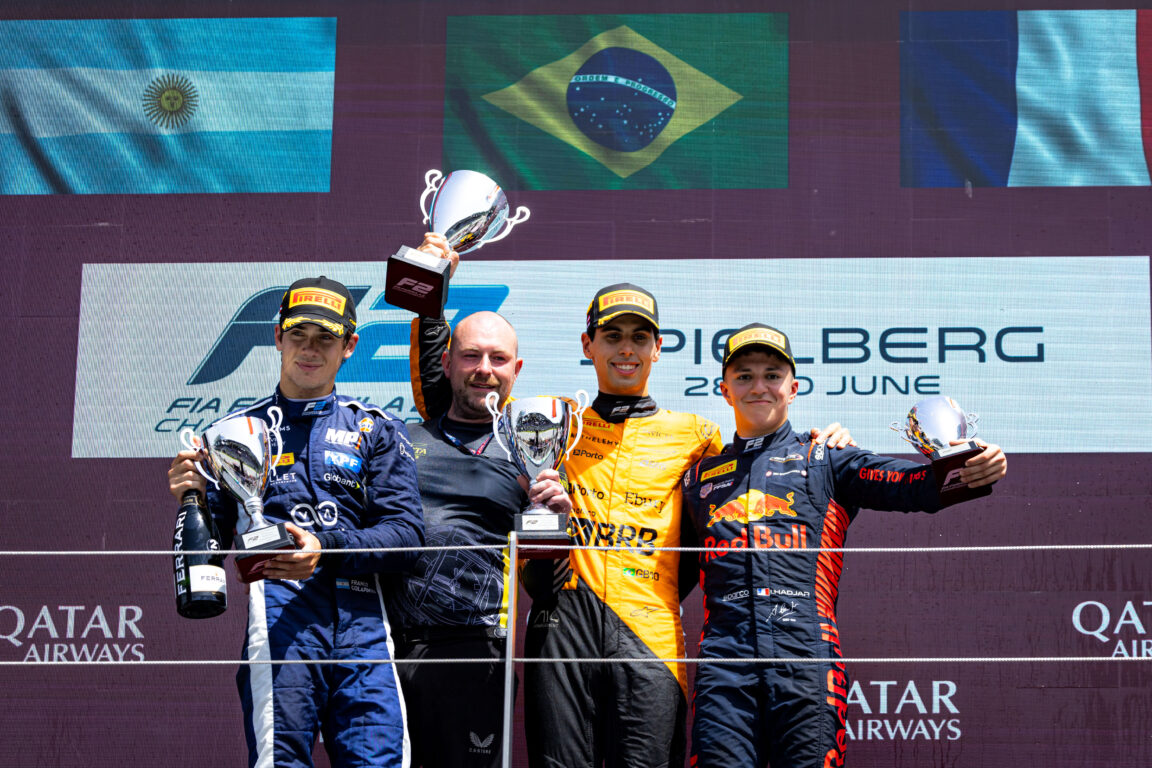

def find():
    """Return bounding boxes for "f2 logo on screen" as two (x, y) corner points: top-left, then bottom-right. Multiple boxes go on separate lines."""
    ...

(187, 285), (508, 385)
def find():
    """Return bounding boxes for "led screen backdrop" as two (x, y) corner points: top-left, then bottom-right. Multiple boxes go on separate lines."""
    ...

(72, 256), (1152, 457)
(2, 1), (1150, 766)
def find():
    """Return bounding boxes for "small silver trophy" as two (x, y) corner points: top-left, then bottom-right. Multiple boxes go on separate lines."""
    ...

(180, 406), (295, 582)
(486, 390), (588, 558)
(386, 169), (531, 316)
(891, 395), (992, 504)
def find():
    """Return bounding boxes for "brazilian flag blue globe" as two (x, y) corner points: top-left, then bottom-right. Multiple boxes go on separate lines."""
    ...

(567, 47), (677, 153)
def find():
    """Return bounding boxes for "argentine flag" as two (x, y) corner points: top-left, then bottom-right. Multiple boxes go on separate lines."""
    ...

(0, 18), (335, 194)
(902, 10), (1152, 187)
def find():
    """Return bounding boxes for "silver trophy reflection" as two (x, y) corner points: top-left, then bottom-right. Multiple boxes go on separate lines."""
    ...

(180, 406), (296, 582)
(891, 395), (992, 504)
(386, 169), (531, 316)
(486, 390), (588, 558)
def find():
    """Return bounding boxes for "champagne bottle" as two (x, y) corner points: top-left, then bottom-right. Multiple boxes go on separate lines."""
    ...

(173, 490), (227, 619)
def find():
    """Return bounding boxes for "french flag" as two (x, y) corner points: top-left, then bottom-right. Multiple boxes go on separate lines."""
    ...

(901, 10), (1152, 187)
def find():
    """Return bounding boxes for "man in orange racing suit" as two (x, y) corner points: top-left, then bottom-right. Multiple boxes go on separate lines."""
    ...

(519, 283), (720, 768)
(408, 242), (849, 767)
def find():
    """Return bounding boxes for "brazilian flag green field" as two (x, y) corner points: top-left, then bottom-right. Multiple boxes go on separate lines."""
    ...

(444, 13), (787, 190)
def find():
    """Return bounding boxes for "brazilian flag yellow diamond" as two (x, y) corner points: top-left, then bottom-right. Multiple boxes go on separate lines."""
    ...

(445, 13), (787, 190)
(482, 25), (742, 178)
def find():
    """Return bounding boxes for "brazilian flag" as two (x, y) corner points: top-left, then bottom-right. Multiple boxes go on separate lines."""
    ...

(444, 14), (787, 190)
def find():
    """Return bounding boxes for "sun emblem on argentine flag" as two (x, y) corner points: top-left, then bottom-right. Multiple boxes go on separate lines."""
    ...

(142, 74), (200, 129)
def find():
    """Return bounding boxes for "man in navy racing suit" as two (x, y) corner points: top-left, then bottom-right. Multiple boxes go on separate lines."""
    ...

(168, 276), (425, 768)
(681, 323), (1007, 768)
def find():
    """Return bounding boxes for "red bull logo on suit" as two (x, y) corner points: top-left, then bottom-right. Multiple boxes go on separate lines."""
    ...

(705, 489), (797, 527)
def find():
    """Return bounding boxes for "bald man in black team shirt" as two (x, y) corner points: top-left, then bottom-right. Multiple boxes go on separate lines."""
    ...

(389, 309), (570, 768)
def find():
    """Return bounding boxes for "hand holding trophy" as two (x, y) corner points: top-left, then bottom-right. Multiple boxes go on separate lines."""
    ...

(486, 390), (589, 558)
(385, 169), (530, 316)
(891, 395), (993, 505)
(179, 406), (296, 582)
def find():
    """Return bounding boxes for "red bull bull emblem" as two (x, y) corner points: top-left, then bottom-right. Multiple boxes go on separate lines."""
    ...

(705, 489), (797, 527)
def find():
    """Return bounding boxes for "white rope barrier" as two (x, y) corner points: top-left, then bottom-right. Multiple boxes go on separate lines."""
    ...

(2, 656), (1148, 667)
(1, 541), (1143, 676)
(0, 545), (504, 556)
(2, 542), (1149, 557)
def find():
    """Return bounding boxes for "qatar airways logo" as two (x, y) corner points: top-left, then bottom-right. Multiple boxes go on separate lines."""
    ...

(0, 604), (146, 663)
(1073, 598), (1152, 657)
(846, 679), (961, 741)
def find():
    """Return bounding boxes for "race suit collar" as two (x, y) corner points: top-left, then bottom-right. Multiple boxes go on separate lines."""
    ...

(273, 386), (337, 418)
(729, 420), (794, 453)
(591, 391), (659, 423)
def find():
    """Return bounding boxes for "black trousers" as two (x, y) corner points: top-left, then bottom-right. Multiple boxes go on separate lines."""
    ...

(524, 592), (686, 768)
(395, 630), (513, 768)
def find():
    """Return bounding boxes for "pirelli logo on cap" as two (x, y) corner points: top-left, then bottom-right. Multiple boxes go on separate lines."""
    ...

(730, 327), (786, 353)
(289, 288), (346, 314)
(599, 290), (655, 314)
(701, 460), (737, 482)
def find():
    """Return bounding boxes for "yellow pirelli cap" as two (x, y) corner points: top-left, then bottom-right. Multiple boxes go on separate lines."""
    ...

(586, 283), (658, 332)
(722, 323), (795, 372)
(278, 276), (357, 338)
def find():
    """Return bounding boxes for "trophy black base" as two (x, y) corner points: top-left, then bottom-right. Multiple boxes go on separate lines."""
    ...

(515, 513), (571, 560)
(385, 245), (450, 316)
(235, 522), (297, 583)
(931, 441), (993, 506)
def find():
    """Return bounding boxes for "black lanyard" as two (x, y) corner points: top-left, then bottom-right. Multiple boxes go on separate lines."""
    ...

(437, 415), (495, 456)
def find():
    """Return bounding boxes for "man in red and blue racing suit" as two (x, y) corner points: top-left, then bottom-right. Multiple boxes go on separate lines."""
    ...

(169, 276), (425, 768)
(681, 323), (1006, 768)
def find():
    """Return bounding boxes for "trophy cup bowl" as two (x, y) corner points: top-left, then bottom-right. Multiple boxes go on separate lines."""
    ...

(425, 170), (529, 255)
(386, 169), (530, 316)
(180, 407), (296, 582)
(486, 391), (588, 559)
(890, 395), (991, 505)
(895, 395), (977, 456)
(201, 431), (270, 507)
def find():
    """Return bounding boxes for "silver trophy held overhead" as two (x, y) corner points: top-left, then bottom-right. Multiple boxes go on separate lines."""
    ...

(891, 395), (992, 505)
(386, 169), (531, 317)
(486, 390), (588, 559)
(180, 406), (295, 583)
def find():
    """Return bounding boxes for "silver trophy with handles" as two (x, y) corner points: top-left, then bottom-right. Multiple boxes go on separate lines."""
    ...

(890, 395), (991, 504)
(386, 168), (531, 316)
(180, 406), (295, 582)
(486, 390), (588, 558)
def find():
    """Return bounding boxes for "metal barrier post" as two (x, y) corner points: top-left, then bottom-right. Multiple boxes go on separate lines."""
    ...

(501, 531), (519, 768)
